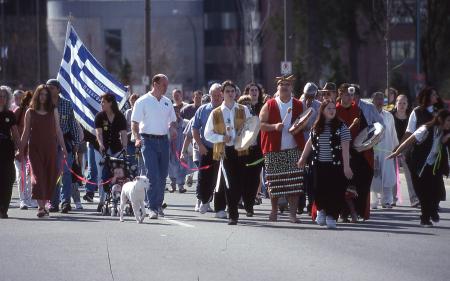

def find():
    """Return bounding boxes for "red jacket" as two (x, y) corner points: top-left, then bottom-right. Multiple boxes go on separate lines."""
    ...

(261, 98), (306, 154)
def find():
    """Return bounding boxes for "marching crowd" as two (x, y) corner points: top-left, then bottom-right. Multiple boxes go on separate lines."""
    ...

(0, 73), (448, 228)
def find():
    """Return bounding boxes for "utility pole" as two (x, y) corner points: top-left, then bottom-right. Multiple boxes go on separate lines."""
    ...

(144, 0), (151, 91)
(385, 0), (390, 91)
(250, 13), (254, 82)
(283, 0), (287, 62)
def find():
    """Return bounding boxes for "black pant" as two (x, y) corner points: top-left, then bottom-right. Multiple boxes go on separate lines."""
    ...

(214, 175), (227, 212)
(299, 158), (315, 213)
(0, 160), (15, 214)
(197, 148), (220, 204)
(409, 164), (443, 221)
(314, 162), (346, 220)
(222, 146), (246, 220)
(242, 146), (263, 213)
(342, 150), (373, 220)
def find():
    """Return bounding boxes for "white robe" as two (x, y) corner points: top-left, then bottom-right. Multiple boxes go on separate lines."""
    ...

(370, 110), (399, 204)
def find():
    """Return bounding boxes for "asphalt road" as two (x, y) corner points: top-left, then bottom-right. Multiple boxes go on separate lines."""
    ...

(1, 175), (449, 281)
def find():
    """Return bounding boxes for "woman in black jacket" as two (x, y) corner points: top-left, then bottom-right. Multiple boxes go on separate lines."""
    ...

(388, 109), (450, 227)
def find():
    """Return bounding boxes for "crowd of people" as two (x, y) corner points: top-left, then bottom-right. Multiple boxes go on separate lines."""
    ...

(0, 74), (448, 228)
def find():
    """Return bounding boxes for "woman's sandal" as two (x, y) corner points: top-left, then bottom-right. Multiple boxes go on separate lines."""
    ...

(37, 208), (46, 218)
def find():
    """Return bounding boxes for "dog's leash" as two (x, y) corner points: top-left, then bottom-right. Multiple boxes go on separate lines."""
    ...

(170, 142), (212, 171)
(63, 159), (114, 185)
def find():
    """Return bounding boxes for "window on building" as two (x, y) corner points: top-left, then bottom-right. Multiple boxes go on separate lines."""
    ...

(390, 40), (415, 61)
(204, 13), (221, 30)
(245, 44), (261, 64)
(104, 29), (122, 75)
(390, 0), (414, 24)
(221, 12), (238, 30)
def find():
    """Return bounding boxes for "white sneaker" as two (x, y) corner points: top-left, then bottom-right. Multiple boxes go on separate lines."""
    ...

(194, 199), (201, 212)
(19, 201), (28, 210)
(215, 210), (227, 219)
(316, 210), (326, 226)
(199, 202), (209, 214)
(149, 210), (158, 219)
(75, 202), (83, 210)
(207, 203), (213, 213)
(28, 200), (38, 208)
(326, 216), (337, 229)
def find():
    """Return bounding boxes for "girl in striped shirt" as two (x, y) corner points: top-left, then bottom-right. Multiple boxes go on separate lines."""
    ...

(298, 100), (353, 228)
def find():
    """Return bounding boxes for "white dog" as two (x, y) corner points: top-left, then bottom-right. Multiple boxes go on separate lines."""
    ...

(119, 176), (149, 223)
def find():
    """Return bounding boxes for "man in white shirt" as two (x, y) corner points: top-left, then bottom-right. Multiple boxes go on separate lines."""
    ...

(204, 80), (252, 225)
(131, 74), (177, 219)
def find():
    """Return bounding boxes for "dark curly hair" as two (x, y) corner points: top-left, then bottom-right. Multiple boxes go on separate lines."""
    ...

(417, 86), (444, 109)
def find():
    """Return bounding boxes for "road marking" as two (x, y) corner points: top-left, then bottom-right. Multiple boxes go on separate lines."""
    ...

(163, 218), (195, 228)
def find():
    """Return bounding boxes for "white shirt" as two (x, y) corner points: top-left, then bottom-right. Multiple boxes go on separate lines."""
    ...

(204, 102), (251, 146)
(276, 96), (297, 150)
(406, 105), (434, 133)
(413, 125), (442, 174)
(131, 93), (176, 135)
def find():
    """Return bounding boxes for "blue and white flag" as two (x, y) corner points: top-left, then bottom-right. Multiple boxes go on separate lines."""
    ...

(57, 22), (128, 134)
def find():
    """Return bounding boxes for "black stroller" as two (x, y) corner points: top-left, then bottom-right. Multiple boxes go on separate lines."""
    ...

(99, 151), (139, 216)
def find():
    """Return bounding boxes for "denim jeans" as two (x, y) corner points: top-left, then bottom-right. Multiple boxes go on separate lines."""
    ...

(94, 149), (118, 203)
(141, 136), (169, 211)
(51, 147), (73, 206)
(85, 143), (98, 193)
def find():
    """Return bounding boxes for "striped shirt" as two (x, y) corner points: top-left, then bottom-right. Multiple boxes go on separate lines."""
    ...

(317, 123), (351, 162)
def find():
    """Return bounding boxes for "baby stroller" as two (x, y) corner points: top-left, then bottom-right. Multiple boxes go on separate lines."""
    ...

(99, 151), (139, 216)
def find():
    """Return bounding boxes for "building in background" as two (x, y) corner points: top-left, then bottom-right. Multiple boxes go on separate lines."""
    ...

(0, 0), (47, 88)
(47, 0), (204, 97)
(1, 0), (446, 100)
(203, 0), (263, 90)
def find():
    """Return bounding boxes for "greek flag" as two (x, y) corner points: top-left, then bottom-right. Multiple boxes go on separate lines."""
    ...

(57, 22), (128, 134)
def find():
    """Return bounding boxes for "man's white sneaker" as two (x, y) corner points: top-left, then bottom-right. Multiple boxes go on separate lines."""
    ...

(316, 210), (326, 226)
(206, 203), (213, 213)
(75, 202), (83, 210)
(199, 203), (209, 214)
(194, 200), (201, 212)
(149, 210), (158, 219)
(326, 216), (337, 229)
(215, 210), (227, 219)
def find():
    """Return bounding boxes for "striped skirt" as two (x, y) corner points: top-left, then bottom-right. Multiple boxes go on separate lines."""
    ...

(264, 148), (304, 198)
